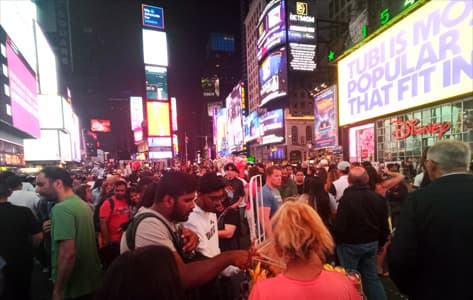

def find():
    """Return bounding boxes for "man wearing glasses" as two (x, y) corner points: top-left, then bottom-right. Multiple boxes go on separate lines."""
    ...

(389, 140), (473, 300)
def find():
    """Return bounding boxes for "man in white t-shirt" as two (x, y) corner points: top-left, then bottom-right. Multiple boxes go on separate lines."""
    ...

(329, 161), (350, 213)
(6, 175), (40, 219)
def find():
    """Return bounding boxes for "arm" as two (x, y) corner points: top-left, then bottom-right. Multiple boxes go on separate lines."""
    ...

(387, 192), (418, 295)
(99, 217), (111, 245)
(52, 240), (76, 300)
(258, 207), (272, 238)
(380, 171), (405, 190)
(174, 249), (250, 289)
(33, 232), (43, 247)
(218, 224), (237, 239)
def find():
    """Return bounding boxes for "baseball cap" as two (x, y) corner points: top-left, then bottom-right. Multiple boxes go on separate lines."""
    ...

(223, 163), (238, 172)
(198, 173), (226, 194)
(337, 161), (351, 171)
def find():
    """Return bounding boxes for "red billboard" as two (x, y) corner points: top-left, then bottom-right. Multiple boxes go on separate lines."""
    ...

(90, 119), (111, 132)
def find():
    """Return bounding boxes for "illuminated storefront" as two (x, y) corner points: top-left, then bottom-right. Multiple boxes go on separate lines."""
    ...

(337, 0), (473, 162)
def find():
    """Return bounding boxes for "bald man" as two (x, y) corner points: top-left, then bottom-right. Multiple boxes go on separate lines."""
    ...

(334, 167), (389, 300)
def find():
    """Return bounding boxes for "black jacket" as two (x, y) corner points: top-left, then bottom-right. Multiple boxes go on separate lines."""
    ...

(388, 173), (473, 300)
(334, 184), (389, 246)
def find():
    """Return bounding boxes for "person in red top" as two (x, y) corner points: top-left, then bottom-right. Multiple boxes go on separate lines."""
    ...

(99, 180), (130, 268)
(249, 202), (362, 300)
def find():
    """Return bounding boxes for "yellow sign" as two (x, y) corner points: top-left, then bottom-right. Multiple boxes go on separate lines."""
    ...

(296, 2), (308, 15)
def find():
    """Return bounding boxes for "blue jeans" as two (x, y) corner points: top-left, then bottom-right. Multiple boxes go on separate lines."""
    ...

(337, 242), (387, 300)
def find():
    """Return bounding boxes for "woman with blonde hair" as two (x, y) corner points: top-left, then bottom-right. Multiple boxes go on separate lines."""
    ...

(249, 202), (362, 300)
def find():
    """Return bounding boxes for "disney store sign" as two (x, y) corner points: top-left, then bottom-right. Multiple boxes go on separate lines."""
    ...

(391, 118), (450, 140)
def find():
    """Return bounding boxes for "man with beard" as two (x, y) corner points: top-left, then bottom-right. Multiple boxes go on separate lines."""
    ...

(99, 180), (130, 268)
(120, 171), (252, 290)
(35, 167), (102, 300)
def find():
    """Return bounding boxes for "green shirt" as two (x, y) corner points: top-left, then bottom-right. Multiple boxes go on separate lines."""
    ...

(51, 195), (102, 298)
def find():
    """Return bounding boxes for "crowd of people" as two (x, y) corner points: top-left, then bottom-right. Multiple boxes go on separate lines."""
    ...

(0, 139), (472, 300)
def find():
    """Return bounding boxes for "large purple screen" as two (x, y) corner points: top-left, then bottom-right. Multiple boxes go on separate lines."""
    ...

(7, 40), (39, 138)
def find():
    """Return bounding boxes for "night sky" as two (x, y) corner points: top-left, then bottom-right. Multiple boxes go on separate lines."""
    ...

(70, 0), (241, 158)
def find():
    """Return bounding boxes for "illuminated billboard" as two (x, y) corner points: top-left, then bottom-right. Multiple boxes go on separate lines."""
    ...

(259, 47), (288, 106)
(142, 29), (168, 67)
(90, 119), (111, 133)
(244, 111), (261, 143)
(257, 0), (286, 62)
(170, 97), (178, 132)
(349, 123), (374, 162)
(314, 86), (338, 148)
(130, 96), (143, 130)
(145, 65), (168, 100)
(39, 95), (62, 129)
(0, 26), (11, 126)
(24, 129), (60, 161)
(142, 4), (164, 29)
(146, 101), (171, 136)
(6, 35), (40, 138)
(201, 76), (220, 97)
(261, 109), (284, 145)
(226, 82), (244, 152)
(214, 107), (228, 155)
(71, 113), (81, 162)
(35, 23), (57, 95)
(338, 0), (473, 126)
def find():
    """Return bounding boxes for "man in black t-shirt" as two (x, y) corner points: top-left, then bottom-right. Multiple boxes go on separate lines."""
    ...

(0, 173), (42, 300)
(222, 163), (245, 209)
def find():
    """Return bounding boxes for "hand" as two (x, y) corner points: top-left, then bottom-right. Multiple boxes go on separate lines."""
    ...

(180, 227), (199, 252)
(228, 250), (252, 270)
(43, 220), (51, 233)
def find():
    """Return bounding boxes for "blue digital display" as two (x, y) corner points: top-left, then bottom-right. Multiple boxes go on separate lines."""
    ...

(142, 5), (164, 29)
(259, 47), (288, 106)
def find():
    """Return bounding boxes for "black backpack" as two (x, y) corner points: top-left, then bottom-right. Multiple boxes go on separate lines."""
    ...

(93, 198), (114, 232)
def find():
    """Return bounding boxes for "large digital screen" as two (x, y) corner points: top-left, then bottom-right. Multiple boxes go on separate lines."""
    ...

(261, 108), (284, 145)
(6, 37), (39, 138)
(226, 82), (245, 152)
(244, 111), (261, 143)
(349, 123), (374, 162)
(201, 76), (220, 97)
(314, 86), (338, 148)
(214, 107), (229, 156)
(39, 95), (62, 129)
(148, 137), (172, 147)
(35, 23), (57, 95)
(130, 96), (143, 131)
(257, 0), (286, 62)
(0, 26), (12, 126)
(210, 33), (235, 52)
(146, 101), (171, 137)
(71, 113), (81, 162)
(90, 119), (111, 133)
(338, 0), (473, 126)
(259, 47), (288, 106)
(142, 4), (164, 29)
(142, 29), (168, 67)
(59, 131), (72, 162)
(62, 98), (73, 133)
(24, 129), (60, 161)
(170, 97), (178, 132)
(0, 1), (37, 73)
(145, 65), (168, 100)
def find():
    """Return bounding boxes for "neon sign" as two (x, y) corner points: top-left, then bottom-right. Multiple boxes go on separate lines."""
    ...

(391, 119), (451, 140)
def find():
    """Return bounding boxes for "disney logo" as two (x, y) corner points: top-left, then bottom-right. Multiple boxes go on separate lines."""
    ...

(391, 118), (450, 140)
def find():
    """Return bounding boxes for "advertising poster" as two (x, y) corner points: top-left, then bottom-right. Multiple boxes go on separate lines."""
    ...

(338, 0), (473, 126)
(257, 0), (286, 62)
(261, 108), (284, 145)
(314, 86), (337, 148)
(146, 101), (170, 137)
(215, 108), (229, 155)
(142, 5), (164, 29)
(145, 66), (168, 100)
(130, 96), (143, 131)
(244, 111), (261, 143)
(349, 123), (374, 162)
(6, 37), (40, 138)
(259, 47), (288, 106)
(226, 83), (244, 152)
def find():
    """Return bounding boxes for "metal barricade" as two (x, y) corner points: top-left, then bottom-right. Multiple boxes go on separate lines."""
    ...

(248, 174), (265, 244)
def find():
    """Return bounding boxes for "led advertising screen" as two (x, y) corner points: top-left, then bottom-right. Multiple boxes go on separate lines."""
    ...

(38, 95), (62, 129)
(24, 129), (60, 161)
(35, 23), (57, 95)
(314, 86), (338, 148)
(338, 0), (473, 126)
(59, 131), (72, 162)
(71, 113), (81, 162)
(145, 65), (168, 100)
(210, 33), (235, 52)
(244, 110), (261, 143)
(201, 76), (220, 97)
(214, 107), (229, 156)
(261, 108), (284, 145)
(62, 98), (73, 133)
(0, 26), (12, 126)
(207, 101), (222, 117)
(148, 136), (172, 147)
(90, 119), (111, 133)
(142, 4), (164, 29)
(146, 101), (171, 137)
(287, 0), (317, 71)
(349, 123), (374, 162)
(257, 0), (286, 62)
(6, 36), (40, 138)
(130, 96), (143, 131)
(170, 97), (178, 132)
(259, 47), (288, 106)
(226, 82), (245, 152)
(142, 29), (168, 67)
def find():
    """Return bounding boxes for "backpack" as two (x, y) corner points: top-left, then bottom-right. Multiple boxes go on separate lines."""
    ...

(93, 198), (114, 232)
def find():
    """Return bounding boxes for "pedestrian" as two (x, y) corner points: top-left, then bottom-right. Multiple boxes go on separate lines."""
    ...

(334, 167), (389, 300)
(249, 202), (362, 300)
(260, 166), (282, 238)
(36, 167), (102, 300)
(388, 140), (473, 300)
(328, 161), (351, 214)
(120, 171), (252, 290)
